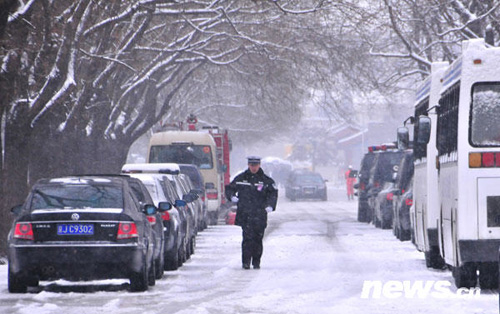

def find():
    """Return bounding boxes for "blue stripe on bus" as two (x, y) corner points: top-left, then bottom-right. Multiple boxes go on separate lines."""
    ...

(442, 60), (462, 88)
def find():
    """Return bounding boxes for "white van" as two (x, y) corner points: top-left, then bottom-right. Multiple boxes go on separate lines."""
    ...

(147, 131), (221, 225)
(411, 62), (448, 269)
(419, 39), (500, 289)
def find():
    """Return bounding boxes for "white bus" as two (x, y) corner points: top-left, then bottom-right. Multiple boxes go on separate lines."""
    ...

(147, 131), (222, 225)
(419, 38), (500, 289)
(411, 62), (448, 269)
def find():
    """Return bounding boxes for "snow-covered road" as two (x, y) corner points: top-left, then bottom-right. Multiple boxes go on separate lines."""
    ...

(0, 188), (497, 314)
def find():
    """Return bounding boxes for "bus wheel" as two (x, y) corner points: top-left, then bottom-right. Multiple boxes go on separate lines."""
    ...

(479, 262), (499, 289)
(425, 246), (445, 269)
(452, 263), (477, 288)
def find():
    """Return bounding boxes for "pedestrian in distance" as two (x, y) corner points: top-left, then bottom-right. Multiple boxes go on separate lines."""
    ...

(345, 165), (357, 200)
(225, 156), (278, 270)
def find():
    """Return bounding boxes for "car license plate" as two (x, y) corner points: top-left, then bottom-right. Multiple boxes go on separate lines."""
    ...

(57, 224), (94, 235)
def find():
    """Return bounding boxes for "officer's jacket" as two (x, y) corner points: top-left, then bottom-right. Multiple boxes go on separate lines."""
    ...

(225, 168), (278, 227)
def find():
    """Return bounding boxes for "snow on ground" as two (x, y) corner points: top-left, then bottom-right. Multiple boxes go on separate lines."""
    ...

(0, 187), (498, 314)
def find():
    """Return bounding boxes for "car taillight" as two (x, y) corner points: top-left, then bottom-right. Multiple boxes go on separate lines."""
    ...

(206, 189), (218, 200)
(405, 198), (413, 206)
(117, 222), (138, 239)
(161, 211), (171, 221)
(386, 193), (394, 201)
(360, 182), (365, 191)
(146, 216), (156, 225)
(14, 222), (34, 240)
(469, 152), (500, 168)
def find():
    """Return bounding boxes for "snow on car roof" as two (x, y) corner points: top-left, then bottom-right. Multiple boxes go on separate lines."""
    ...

(32, 208), (123, 214)
(49, 177), (114, 184)
(121, 163), (181, 174)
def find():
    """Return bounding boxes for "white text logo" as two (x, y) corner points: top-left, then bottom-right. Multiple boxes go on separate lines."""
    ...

(360, 280), (481, 299)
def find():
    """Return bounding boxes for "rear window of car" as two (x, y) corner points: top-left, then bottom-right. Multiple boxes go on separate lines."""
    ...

(179, 166), (204, 189)
(295, 174), (324, 184)
(359, 153), (376, 183)
(30, 183), (123, 210)
(374, 152), (404, 182)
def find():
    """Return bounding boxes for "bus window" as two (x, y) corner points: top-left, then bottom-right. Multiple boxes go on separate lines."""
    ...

(437, 83), (459, 156)
(470, 82), (500, 147)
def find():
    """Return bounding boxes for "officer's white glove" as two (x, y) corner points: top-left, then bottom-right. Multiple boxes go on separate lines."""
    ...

(265, 206), (273, 213)
(231, 196), (239, 203)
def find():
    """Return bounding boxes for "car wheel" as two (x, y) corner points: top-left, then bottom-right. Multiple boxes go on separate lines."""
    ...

(190, 237), (196, 255)
(424, 246), (445, 269)
(155, 255), (164, 279)
(180, 243), (187, 264)
(399, 229), (411, 241)
(186, 238), (192, 259)
(130, 261), (148, 292)
(148, 259), (156, 286)
(381, 218), (391, 230)
(178, 247), (184, 266)
(357, 202), (369, 222)
(8, 267), (27, 293)
(165, 251), (179, 271)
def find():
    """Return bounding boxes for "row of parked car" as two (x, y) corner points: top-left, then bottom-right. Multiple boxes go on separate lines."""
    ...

(355, 144), (414, 241)
(7, 163), (210, 293)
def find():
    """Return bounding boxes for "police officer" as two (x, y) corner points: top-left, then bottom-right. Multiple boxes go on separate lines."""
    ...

(226, 156), (278, 269)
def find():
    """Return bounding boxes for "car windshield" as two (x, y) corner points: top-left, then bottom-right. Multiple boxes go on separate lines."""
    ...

(295, 174), (324, 184)
(30, 184), (123, 210)
(149, 145), (213, 169)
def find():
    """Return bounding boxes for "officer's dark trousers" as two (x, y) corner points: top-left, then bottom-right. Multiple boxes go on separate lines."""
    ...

(242, 224), (265, 267)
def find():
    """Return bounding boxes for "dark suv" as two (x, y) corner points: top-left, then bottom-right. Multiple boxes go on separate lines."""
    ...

(373, 150), (413, 229)
(392, 150), (414, 240)
(285, 170), (327, 201)
(366, 148), (405, 223)
(356, 150), (378, 222)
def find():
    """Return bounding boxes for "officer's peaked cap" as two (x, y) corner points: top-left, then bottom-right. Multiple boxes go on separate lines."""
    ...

(247, 156), (261, 163)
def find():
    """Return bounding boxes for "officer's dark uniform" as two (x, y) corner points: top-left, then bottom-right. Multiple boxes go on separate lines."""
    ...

(226, 158), (278, 269)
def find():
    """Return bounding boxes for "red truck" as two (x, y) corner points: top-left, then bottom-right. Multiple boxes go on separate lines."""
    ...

(201, 126), (232, 210)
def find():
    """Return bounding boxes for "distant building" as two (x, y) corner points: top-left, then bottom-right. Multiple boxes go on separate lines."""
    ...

(329, 122), (396, 169)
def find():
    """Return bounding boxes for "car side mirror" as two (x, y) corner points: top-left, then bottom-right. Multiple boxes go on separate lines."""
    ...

(158, 202), (172, 212)
(142, 204), (157, 215)
(417, 115), (432, 144)
(182, 193), (196, 203)
(397, 126), (410, 150)
(175, 199), (187, 208)
(191, 189), (203, 196)
(11, 204), (23, 216)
